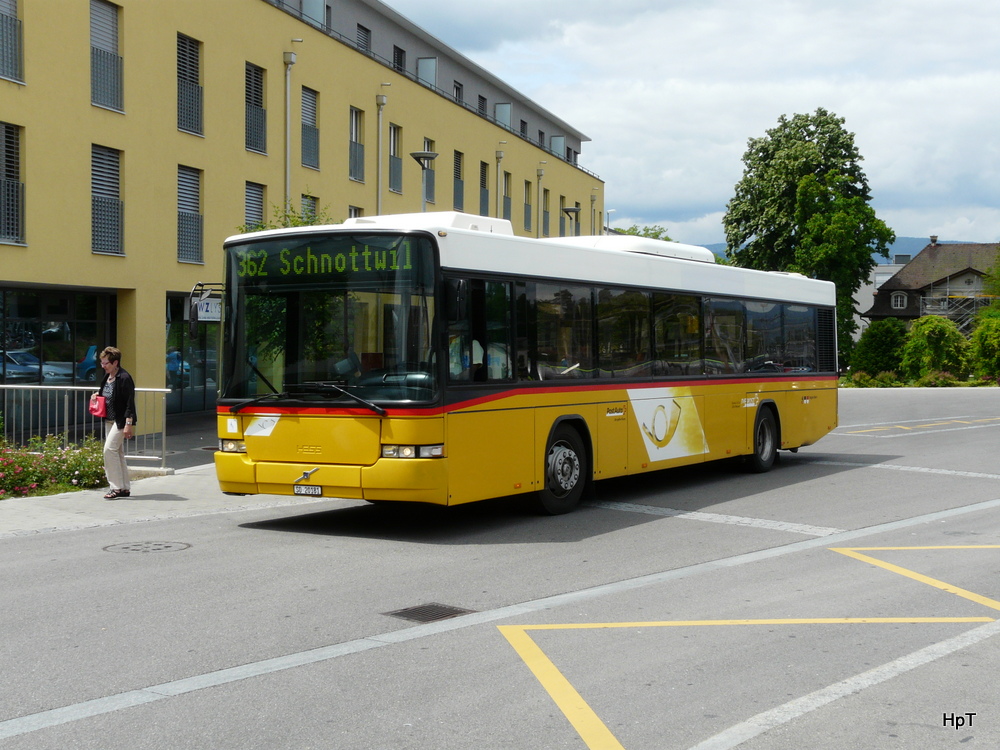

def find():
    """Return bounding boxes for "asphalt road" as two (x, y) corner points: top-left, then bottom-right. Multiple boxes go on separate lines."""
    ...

(2, 388), (1000, 749)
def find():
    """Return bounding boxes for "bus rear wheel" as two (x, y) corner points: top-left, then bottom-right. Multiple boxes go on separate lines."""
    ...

(535, 425), (588, 515)
(747, 407), (777, 473)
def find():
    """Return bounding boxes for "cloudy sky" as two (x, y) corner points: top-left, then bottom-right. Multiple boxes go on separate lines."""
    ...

(385, 0), (999, 247)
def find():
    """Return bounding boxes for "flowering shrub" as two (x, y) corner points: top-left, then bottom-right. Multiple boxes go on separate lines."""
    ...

(913, 370), (960, 388)
(0, 435), (106, 499)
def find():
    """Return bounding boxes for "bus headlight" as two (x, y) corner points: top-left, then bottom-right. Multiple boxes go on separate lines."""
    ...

(219, 439), (247, 453)
(382, 444), (444, 458)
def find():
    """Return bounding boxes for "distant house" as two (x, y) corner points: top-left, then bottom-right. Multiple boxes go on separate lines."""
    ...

(863, 237), (999, 334)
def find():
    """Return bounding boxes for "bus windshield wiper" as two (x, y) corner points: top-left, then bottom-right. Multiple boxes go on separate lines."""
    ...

(229, 357), (285, 413)
(229, 391), (289, 414)
(298, 382), (388, 416)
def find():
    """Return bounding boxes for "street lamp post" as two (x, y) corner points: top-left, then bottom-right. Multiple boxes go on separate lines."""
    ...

(410, 151), (438, 212)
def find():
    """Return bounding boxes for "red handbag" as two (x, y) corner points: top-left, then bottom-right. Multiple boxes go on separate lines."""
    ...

(89, 396), (107, 418)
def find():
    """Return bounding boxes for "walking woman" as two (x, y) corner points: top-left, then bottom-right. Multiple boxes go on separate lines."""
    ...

(92, 346), (137, 499)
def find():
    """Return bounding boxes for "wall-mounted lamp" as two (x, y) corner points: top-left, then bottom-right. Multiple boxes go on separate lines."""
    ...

(410, 151), (438, 211)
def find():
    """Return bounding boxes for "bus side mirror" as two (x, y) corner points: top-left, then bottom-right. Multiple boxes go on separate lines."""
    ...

(189, 298), (200, 339)
(446, 278), (467, 322)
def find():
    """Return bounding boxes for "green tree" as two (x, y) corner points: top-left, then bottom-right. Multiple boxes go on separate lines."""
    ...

(970, 309), (1000, 379)
(900, 316), (969, 380)
(852, 317), (906, 375)
(239, 202), (339, 233)
(622, 224), (673, 241)
(723, 108), (895, 363)
(983, 248), (1000, 311)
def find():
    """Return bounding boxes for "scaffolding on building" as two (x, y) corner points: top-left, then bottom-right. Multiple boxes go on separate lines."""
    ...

(920, 295), (996, 335)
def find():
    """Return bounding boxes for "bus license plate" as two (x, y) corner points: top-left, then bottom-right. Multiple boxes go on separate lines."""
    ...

(293, 485), (322, 496)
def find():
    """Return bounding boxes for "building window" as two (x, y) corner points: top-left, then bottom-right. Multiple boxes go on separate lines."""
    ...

(245, 62), (266, 153)
(453, 151), (464, 212)
(349, 107), (364, 181)
(91, 144), (123, 255)
(1, 121), (24, 243)
(477, 95), (487, 116)
(479, 161), (489, 217)
(245, 182), (265, 228)
(494, 103), (511, 128)
(348, 205), (363, 219)
(891, 292), (907, 310)
(520, 120), (528, 138)
(388, 123), (402, 193)
(453, 81), (463, 104)
(416, 57), (436, 87)
(523, 180), (532, 232)
(542, 188), (550, 237)
(392, 45), (405, 72)
(356, 25), (371, 53)
(502, 172), (511, 220)
(301, 194), (318, 221)
(301, 86), (319, 168)
(177, 33), (203, 135)
(90, 0), (122, 111)
(177, 165), (202, 263)
(538, 129), (545, 147)
(422, 138), (436, 204)
(0, 0), (23, 82)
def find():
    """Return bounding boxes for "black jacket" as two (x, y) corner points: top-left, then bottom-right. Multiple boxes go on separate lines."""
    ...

(98, 367), (138, 429)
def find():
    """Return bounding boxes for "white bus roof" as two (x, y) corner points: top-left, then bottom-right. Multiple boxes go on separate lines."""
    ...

(224, 212), (835, 307)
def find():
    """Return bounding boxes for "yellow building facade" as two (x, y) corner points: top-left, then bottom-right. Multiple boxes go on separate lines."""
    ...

(0, 0), (604, 413)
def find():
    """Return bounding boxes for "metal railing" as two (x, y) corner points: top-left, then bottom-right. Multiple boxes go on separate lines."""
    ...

(0, 385), (171, 468)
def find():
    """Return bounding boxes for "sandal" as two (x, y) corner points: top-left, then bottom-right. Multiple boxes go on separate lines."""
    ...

(103, 489), (131, 499)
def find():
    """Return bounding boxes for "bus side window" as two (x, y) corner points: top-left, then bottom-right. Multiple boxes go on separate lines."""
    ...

(483, 281), (512, 380)
(446, 277), (478, 381)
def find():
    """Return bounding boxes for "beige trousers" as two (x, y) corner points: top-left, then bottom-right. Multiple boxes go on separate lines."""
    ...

(103, 421), (130, 491)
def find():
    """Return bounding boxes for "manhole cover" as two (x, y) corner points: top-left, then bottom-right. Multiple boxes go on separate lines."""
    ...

(384, 603), (476, 623)
(103, 541), (192, 554)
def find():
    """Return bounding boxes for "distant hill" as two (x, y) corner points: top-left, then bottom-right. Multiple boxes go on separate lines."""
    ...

(703, 237), (959, 265)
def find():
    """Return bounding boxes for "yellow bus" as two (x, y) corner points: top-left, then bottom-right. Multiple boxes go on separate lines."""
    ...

(215, 212), (838, 514)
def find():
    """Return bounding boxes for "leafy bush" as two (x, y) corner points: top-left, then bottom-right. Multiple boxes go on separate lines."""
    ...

(853, 318), (906, 375)
(872, 371), (904, 387)
(913, 370), (960, 387)
(844, 371), (873, 387)
(0, 435), (105, 499)
(901, 316), (969, 380)
(970, 315), (1000, 380)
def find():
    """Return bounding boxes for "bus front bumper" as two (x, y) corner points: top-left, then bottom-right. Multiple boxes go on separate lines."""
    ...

(214, 452), (449, 504)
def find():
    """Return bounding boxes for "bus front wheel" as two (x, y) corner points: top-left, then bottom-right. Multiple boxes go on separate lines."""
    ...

(748, 407), (778, 473)
(535, 425), (588, 515)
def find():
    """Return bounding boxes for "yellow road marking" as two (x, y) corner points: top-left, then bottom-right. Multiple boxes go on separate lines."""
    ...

(501, 546), (1000, 749)
(500, 617), (991, 749)
(498, 625), (627, 750)
(510, 617), (991, 631)
(843, 417), (1000, 435)
(831, 546), (1000, 611)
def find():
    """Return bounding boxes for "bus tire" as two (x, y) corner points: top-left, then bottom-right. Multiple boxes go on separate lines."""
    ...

(748, 407), (778, 473)
(535, 425), (588, 515)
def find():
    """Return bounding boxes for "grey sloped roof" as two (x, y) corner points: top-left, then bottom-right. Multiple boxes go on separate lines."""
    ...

(879, 242), (999, 291)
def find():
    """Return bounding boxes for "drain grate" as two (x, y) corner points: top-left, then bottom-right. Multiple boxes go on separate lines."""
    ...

(103, 541), (192, 554)
(383, 603), (476, 623)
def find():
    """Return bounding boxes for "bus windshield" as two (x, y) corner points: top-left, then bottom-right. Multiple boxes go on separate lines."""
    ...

(220, 232), (438, 407)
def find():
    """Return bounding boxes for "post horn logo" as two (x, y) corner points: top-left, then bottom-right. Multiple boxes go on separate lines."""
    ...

(641, 399), (682, 449)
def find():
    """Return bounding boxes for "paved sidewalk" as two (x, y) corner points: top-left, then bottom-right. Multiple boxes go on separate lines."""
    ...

(0, 464), (334, 537)
(0, 411), (334, 537)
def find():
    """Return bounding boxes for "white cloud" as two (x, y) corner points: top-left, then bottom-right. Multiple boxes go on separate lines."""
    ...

(386, 0), (1000, 245)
